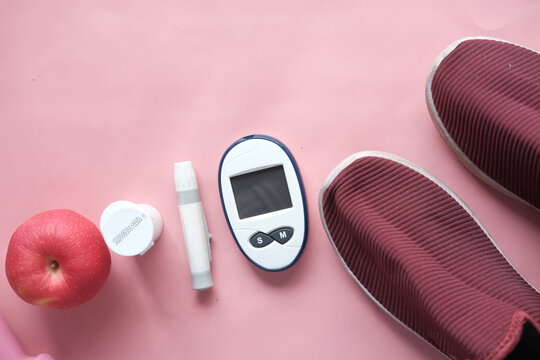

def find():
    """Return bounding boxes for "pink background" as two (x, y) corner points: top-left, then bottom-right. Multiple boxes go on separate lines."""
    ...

(1, 1), (540, 359)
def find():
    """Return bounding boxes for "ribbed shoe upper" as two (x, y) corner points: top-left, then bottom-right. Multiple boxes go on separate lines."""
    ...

(428, 38), (540, 209)
(320, 154), (540, 360)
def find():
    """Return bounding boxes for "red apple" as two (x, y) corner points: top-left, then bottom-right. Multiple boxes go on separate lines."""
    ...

(5, 209), (111, 309)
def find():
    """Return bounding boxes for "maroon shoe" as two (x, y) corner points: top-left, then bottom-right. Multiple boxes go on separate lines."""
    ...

(319, 152), (540, 360)
(426, 37), (540, 210)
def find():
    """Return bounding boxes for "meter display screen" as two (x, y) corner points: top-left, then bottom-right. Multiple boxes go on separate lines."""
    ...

(230, 165), (293, 219)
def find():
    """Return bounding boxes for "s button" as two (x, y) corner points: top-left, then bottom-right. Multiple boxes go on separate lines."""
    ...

(249, 232), (274, 248)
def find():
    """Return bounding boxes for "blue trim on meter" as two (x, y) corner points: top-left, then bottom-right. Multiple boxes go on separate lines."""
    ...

(218, 134), (308, 272)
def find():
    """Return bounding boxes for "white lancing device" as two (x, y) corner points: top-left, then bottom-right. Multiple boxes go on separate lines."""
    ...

(174, 161), (213, 291)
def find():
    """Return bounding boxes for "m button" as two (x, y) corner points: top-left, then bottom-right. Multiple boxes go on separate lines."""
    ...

(270, 228), (294, 244)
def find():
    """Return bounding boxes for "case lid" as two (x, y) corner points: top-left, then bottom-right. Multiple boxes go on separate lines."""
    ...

(100, 201), (162, 256)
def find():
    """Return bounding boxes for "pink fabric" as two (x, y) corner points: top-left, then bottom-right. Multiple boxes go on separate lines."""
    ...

(0, 315), (54, 360)
(1, 1), (540, 359)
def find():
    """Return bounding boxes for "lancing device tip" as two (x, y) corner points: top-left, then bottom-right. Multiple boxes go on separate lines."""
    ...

(174, 161), (213, 291)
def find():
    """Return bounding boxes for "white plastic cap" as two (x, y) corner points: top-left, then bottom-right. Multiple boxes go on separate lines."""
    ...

(100, 201), (163, 256)
(192, 270), (214, 290)
(174, 161), (198, 192)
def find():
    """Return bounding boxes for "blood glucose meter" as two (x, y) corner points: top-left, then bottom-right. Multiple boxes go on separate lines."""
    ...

(219, 135), (308, 271)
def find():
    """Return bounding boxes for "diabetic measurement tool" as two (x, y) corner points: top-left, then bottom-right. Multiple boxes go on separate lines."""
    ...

(175, 161), (213, 291)
(219, 135), (308, 271)
(100, 201), (163, 256)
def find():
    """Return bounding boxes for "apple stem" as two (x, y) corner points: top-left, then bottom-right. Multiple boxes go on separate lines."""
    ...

(48, 259), (60, 272)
